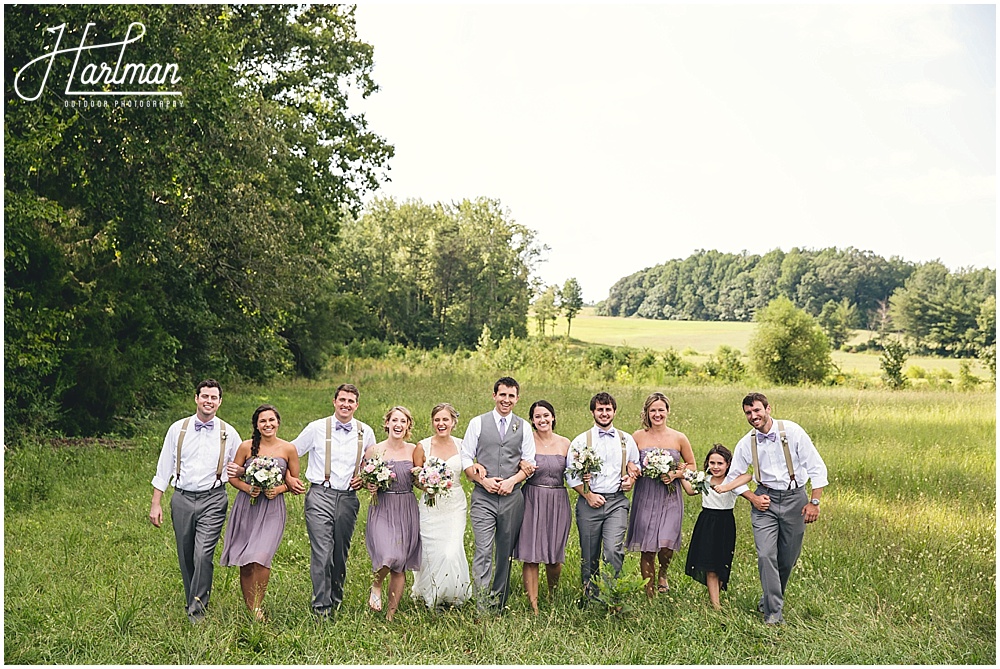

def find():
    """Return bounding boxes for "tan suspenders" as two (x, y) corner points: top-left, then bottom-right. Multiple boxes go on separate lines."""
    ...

(750, 419), (796, 489)
(174, 417), (228, 488)
(323, 417), (365, 487)
(585, 428), (629, 491)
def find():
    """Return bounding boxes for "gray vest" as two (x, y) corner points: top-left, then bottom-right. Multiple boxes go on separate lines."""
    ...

(476, 412), (524, 482)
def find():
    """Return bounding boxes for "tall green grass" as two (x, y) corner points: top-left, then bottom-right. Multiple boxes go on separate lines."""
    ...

(4, 367), (995, 663)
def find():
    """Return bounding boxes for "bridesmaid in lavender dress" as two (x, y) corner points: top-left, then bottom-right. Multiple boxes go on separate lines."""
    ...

(221, 404), (300, 621)
(363, 406), (423, 621)
(625, 392), (696, 598)
(514, 400), (571, 614)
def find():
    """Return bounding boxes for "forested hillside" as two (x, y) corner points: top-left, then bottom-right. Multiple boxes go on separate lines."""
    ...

(597, 248), (995, 357)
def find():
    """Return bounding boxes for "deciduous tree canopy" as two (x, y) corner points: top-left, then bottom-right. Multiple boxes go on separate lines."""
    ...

(5, 4), (392, 436)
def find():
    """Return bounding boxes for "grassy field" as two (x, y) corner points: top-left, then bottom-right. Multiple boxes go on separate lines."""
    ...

(535, 307), (986, 376)
(4, 363), (995, 664)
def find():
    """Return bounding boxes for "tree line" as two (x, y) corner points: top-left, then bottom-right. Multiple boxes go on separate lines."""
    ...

(3, 6), (518, 440)
(597, 247), (995, 358)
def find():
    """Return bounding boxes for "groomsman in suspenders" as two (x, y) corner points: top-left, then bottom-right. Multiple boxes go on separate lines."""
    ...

(292, 383), (376, 616)
(149, 379), (241, 623)
(723, 392), (828, 625)
(461, 376), (536, 612)
(566, 392), (640, 604)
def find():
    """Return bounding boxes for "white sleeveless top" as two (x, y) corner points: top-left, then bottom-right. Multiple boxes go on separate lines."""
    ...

(702, 486), (739, 510)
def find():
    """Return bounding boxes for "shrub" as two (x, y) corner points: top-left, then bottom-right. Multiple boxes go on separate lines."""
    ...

(880, 339), (908, 389)
(958, 361), (982, 390)
(703, 345), (746, 382)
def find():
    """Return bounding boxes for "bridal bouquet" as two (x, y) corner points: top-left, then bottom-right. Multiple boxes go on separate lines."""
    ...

(359, 451), (396, 506)
(567, 442), (603, 494)
(683, 469), (712, 496)
(243, 456), (283, 505)
(416, 456), (454, 507)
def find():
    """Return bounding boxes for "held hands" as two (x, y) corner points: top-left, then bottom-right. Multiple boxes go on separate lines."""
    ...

(626, 461), (641, 479)
(518, 460), (536, 478)
(621, 475), (635, 492)
(481, 476), (504, 495)
(285, 475), (306, 495)
(226, 461), (246, 479)
(498, 477), (517, 496)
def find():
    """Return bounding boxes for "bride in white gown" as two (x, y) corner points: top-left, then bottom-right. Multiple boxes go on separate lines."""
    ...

(411, 403), (471, 608)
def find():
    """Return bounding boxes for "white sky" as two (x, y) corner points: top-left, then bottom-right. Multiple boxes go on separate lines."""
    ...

(352, 3), (996, 303)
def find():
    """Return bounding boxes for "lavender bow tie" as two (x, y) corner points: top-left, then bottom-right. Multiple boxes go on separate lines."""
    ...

(598, 429), (616, 438)
(335, 422), (353, 433)
(194, 419), (214, 431)
(757, 431), (776, 442)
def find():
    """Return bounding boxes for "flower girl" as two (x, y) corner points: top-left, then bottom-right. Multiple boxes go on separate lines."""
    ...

(680, 444), (751, 609)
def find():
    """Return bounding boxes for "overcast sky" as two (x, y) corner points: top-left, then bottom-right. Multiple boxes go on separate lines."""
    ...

(352, 3), (996, 303)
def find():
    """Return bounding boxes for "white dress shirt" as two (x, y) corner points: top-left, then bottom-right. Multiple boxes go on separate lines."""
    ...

(460, 409), (536, 471)
(724, 419), (829, 495)
(292, 417), (376, 488)
(151, 415), (242, 492)
(565, 425), (640, 494)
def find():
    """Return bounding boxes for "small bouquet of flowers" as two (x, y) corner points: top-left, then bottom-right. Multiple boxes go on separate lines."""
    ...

(568, 442), (603, 494)
(415, 456), (454, 507)
(641, 448), (681, 483)
(359, 450), (396, 506)
(683, 469), (712, 496)
(243, 456), (284, 505)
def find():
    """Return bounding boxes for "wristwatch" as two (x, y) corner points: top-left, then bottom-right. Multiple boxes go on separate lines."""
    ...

(809, 498), (820, 506)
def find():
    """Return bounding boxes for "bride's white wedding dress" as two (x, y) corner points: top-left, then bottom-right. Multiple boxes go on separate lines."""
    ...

(411, 437), (471, 608)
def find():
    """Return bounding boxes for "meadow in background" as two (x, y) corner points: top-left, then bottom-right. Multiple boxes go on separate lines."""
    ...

(4, 351), (995, 664)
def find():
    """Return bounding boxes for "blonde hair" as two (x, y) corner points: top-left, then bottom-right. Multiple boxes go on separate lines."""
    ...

(430, 402), (460, 425)
(383, 406), (414, 440)
(640, 392), (671, 430)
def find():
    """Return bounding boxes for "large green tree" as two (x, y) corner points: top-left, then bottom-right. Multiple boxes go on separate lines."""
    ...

(5, 5), (392, 436)
(333, 197), (542, 348)
(748, 296), (831, 385)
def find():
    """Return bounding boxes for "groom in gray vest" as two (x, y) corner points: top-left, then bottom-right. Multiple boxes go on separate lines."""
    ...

(461, 376), (536, 612)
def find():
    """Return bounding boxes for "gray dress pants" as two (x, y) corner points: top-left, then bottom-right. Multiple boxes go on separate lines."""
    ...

(170, 486), (228, 621)
(750, 486), (807, 624)
(575, 491), (630, 598)
(469, 485), (524, 611)
(305, 485), (360, 613)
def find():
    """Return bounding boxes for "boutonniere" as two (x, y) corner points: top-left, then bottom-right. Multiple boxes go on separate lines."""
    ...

(512, 420), (519, 433)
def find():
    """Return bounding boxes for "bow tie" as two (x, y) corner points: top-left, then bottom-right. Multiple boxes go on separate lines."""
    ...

(335, 422), (353, 433)
(598, 428), (616, 438)
(194, 419), (214, 431)
(757, 431), (776, 442)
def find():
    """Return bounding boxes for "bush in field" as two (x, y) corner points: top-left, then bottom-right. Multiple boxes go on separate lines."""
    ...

(958, 361), (982, 390)
(749, 297), (831, 385)
(703, 345), (746, 382)
(880, 339), (908, 389)
(660, 347), (692, 378)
